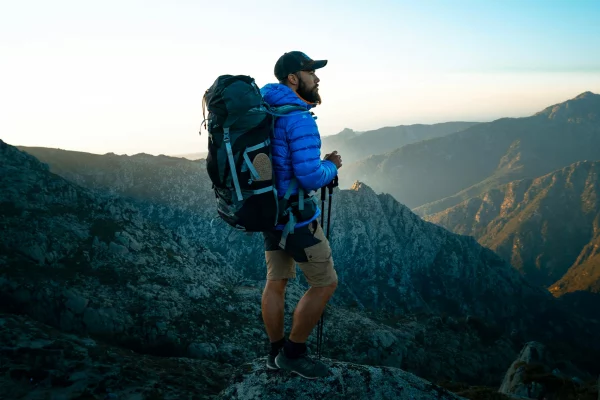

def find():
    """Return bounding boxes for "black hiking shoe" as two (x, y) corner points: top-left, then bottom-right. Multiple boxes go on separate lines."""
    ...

(274, 348), (330, 379)
(267, 353), (279, 370)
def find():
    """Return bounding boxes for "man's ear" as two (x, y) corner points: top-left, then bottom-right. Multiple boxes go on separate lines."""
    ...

(287, 73), (299, 85)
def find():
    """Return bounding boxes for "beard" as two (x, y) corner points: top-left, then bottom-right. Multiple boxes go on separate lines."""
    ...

(297, 78), (321, 104)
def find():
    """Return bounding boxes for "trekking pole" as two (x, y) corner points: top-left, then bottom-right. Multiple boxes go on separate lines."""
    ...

(317, 185), (326, 359)
(316, 176), (338, 360)
(325, 176), (338, 238)
(320, 185), (326, 227)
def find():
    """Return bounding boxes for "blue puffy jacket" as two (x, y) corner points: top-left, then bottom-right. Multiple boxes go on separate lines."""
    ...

(260, 83), (338, 207)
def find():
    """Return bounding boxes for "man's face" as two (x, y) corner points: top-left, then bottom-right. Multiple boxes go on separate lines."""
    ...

(295, 70), (321, 104)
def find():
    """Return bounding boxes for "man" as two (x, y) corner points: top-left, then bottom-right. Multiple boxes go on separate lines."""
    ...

(259, 51), (343, 379)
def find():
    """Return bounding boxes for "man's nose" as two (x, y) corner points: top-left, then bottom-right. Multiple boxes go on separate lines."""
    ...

(315, 75), (320, 83)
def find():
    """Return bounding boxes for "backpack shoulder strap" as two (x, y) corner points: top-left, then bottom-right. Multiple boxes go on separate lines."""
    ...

(267, 105), (310, 117)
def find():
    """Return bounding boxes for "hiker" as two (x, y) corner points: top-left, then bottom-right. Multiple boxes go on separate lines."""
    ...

(259, 51), (343, 379)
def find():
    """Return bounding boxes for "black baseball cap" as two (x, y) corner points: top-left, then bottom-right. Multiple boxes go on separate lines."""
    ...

(274, 51), (328, 81)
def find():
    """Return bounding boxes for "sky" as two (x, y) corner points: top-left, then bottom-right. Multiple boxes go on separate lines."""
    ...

(1, 0), (600, 156)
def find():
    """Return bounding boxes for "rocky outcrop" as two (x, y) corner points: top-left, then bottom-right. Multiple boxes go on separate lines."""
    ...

(220, 357), (465, 400)
(550, 231), (600, 296)
(325, 181), (543, 321)
(499, 342), (552, 398)
(0, 139), (255, 363)
(0, 311), (505, 400)
(499, 341), (596, 399)
(0, 312), (232, 400)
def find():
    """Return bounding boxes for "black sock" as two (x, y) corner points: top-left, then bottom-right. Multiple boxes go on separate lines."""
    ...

(270, 337), (286, 356)
(283, 339), (307, 359)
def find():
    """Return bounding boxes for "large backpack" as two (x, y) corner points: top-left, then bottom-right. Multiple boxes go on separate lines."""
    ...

(201, 75), (309, 235)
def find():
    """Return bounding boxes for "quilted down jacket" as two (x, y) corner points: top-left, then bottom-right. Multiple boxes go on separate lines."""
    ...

(260, 83), (338, 202)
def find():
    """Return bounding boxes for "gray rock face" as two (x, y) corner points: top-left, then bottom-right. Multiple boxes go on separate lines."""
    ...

(0, 139), (252, 363)
(499, 341), (596, 399)
(220, 357), (465, 400)
(0, 312), (232, 400)
(499, 342), (550, 398)
(324, 182), (536, 320)
(0, 311), (473, 400)
(423, 161), (600, 289)
(189, 342), (218, 358)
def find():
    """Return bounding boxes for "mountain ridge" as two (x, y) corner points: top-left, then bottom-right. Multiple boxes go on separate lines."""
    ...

(320, 121), (480, 165)
(340, 91), (600, 211)
(423, 160), (600, 290)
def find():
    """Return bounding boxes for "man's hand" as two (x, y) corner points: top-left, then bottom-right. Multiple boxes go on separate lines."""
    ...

(325, 150), (342, 169)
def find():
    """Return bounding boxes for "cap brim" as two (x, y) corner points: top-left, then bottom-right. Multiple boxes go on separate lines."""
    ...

(306, 60), (327, 70)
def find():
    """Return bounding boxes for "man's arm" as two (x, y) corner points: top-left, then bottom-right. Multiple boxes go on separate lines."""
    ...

(287, 113), (338, 191)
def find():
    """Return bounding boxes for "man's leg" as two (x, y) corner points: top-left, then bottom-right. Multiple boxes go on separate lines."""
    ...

(274, 220), (338, 378)
(288, 220), (338, 346)
(262, 246), (296, 366)
(288, 280), (337, 343)
(261, 278), (288, 342)
(279, 220), (338, 363)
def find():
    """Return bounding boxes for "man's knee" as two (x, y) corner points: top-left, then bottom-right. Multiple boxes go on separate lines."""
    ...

(312, 277), (337, 293)
(265, 278), (288, 294)
(330, 279), (338, 290)
(326, 278), (338, 293)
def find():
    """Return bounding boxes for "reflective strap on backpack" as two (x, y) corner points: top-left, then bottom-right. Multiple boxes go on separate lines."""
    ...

(266, 105), (311, 117)
(242, 152), (260, 180)
(252, 186), (274, 195)
(283, 178), (297, 201)
(242, 138), (271, 180)
(246, 138), (271, 152)
(277, 178), (299, 249)
(224, 128), (243, 202)
(278, 208), (295, 249)
(298, 187), (304, 210)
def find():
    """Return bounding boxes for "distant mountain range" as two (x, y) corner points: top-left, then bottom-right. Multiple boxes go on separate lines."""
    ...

(424, 161), (600, 291)
(321, 122), (479, 165)
(170, 151), (208, 160)
(550, 233), (600, 296)
(341, 91), (600, 211)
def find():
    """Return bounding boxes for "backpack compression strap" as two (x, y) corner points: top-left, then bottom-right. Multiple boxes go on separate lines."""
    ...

(278, 178), (298, 249)
(241, 138), (271, 181)
(223, 127), (244, 202)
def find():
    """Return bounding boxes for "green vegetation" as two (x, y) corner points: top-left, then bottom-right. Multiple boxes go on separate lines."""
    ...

(90, 219), (123, 243)
(0, 201), (21, 218)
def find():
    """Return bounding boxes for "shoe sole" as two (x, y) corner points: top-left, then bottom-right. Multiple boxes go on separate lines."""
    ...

(274, 357), (323, 380)
(290, 370), (320, 380)
(266, 363), (279, 370)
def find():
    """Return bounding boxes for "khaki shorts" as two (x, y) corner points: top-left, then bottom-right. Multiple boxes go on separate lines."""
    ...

(262, 219), (338, 288)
